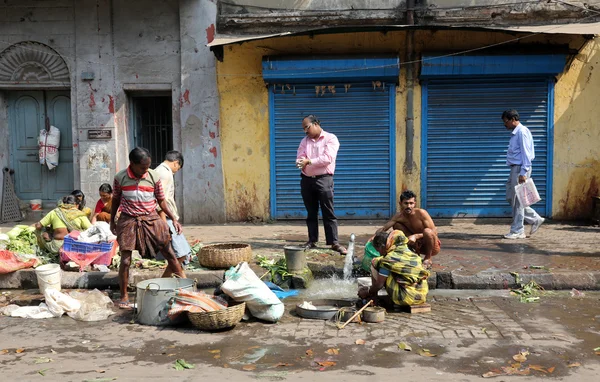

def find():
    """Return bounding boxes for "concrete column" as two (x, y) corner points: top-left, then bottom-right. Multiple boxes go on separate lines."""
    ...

(178, 0), (226, 223)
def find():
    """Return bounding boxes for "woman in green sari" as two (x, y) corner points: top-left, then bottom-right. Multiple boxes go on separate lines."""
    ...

(35, 195), (92, 254)
(358, 230), (430, 307)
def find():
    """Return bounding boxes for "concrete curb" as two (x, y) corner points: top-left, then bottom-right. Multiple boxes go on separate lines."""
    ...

(1, 268), (598, 291)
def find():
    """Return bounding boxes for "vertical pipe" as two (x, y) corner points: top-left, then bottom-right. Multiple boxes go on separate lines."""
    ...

(404, 0), (416, 173)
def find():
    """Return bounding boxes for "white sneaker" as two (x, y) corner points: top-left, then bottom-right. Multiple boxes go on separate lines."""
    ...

(504, 232), (526, 239)
(530, 218), (545, 236)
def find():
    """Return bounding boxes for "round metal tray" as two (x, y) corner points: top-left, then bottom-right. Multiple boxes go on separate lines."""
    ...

(295, 299), (356, 320)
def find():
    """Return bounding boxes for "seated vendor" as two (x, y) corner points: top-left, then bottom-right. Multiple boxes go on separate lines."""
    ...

(91, 183), (113, 224)
(35, 195), (92, 254)
(358, 230), (430, 307)
(71, 189), (92, 218)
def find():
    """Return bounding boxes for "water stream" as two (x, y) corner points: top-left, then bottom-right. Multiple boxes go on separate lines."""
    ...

(342, 233), (356, 280)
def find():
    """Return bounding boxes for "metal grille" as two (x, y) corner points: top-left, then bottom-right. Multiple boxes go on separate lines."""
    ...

(132, 96), (173, 168)
(1, 168), (23, 223)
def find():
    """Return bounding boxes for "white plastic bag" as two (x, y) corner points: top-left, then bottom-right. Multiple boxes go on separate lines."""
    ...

(514, 178), (541, 208)
(9, 304), (55, 319)
(38, 125), (60, 170)
(44, 288), (81, 317)
(221, 262), (284, 322)
(67, 289), (115, 321)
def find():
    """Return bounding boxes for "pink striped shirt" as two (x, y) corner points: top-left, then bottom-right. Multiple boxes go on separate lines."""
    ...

(296, 130), (340, 177)
(113, 167), (165, 216)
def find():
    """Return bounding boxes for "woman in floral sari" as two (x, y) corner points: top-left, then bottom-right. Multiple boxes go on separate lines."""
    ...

(35, 195), (92, 254)
(358, 230), (430, 306)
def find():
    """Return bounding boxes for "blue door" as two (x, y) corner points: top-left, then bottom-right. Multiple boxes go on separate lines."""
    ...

(270, 82), (395, 219)
(422, 78), (552, 217)
(9, 90), (73, 203)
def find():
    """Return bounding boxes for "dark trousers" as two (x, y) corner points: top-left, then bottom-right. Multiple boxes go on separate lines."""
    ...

(300, 174), (339, 245)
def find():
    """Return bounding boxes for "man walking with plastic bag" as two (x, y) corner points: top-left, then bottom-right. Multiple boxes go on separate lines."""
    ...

(502, 109), (544, 239)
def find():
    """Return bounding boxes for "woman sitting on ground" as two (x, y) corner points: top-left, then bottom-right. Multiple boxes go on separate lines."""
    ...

(70, 189), (92, 218)
(358, 230), (430, 307)
(35, 195), (92, 254)
(91, 183), (113, 224)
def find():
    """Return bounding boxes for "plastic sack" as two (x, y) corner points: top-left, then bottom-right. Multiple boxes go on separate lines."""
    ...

(67, 289), (115, 321)
(45, 289), (81, 317)
(221, 262), (284, 322)
(38, 125), (60, 170)
(9, 304), (55, 319)
(515, 178), (541, 208)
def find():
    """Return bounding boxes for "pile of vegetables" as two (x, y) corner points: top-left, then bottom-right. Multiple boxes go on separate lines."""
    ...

(5, 225), (37, 255)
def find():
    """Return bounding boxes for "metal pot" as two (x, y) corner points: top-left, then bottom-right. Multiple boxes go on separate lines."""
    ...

(135, 278), (196, 326)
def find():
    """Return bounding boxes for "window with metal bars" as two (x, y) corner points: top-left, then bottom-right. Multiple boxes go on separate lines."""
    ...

(131, 96), (173, 168)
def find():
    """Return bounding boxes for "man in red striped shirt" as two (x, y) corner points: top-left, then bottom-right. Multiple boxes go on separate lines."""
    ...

(110, 147), (186, 309)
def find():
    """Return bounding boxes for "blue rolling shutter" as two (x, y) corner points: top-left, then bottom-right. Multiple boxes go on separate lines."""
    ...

(271, 82), (394, 219)
(422, 78), (551, 218)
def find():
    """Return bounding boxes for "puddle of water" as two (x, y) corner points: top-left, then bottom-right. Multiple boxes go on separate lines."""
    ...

(301, 275), (358, 300)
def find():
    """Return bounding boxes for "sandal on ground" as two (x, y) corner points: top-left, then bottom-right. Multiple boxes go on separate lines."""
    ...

(423, 259), (433, 270)
(117, 300), (133, 310)
(331, 244), (348, 255)
(303, 241), (317, 249)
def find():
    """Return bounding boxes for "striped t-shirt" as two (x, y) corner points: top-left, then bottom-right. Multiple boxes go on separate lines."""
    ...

(113, 167), (165, 216)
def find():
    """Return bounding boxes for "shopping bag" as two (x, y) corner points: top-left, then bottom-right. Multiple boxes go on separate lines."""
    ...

(514, 178), (541, 208)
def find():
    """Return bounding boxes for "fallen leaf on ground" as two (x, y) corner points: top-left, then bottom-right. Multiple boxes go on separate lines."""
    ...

(247, 346), (260, 350)
(529, 365), (547, 373)
(482, 370), (504, 378)
(594, 347), (600, 351)
(305, 349), (313, 357)
(34, 357), (52, 364)
(567, 362), (581, 368)
(275, 362), (292, 367)
(50, 349), (57, 354)
(481, 328), (487, 333)
(167, 353), (176, 357)
(355, 339), (366, 345)
(214, 355), (221, 359)
(596, 351), (600, 356)
(38, 369), (48, 376)
(174, 359), (195, 371)
(418, 349), (437, 357)
(223, 364), (229, 368)
(502, 366), (530, 376)
(208, 350), (221, 354)
(398, 342), (412, 351)
(1, 349), (8, 355)
(15, 348), (25, 354)
(96, 370), (106, 373)
(513, 353), (528, 362)
(317, 361), (336, 367)
(547, 366), (555, 373)
(325, 348), (339, 355)
(242, 365), (257, 371)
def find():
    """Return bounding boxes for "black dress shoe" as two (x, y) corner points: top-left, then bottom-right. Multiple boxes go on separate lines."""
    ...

(304, 241), (317, 249)
(331, 244), (347, 255)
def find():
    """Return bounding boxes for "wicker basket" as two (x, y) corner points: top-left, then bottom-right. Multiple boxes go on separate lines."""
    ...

(199, 243), (252, 269)
(187, 302), (246, 330)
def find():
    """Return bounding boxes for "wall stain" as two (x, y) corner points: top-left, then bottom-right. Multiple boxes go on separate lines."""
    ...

(557, 159), (600, 219)
(89, 92), (96, 108)
(231, 182), (261, 222)
(209, 131), (216, 139)
(108, 95), (115, 114)
(206, 23), (215, 44)
(209, 147), (217, 158)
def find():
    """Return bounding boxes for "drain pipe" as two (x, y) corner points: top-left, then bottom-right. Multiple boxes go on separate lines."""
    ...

(404, 0), (416, 173)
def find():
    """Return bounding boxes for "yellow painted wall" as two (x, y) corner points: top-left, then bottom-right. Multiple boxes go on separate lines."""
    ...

(217, 29), (596, 221)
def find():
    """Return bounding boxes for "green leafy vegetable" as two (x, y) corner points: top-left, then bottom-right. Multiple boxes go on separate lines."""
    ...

(174, 359), (195, 370)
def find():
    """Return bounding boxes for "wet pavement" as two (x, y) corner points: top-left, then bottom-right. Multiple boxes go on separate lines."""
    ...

(0, 289), (599, 381)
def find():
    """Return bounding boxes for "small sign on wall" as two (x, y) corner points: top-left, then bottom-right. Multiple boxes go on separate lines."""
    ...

(88, 129), (112, 140)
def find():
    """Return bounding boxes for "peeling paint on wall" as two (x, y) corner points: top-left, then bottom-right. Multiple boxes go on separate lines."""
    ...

(108, 95), (114, 114)
(86, 144), (112, 183)
(205, 23), (215, 44)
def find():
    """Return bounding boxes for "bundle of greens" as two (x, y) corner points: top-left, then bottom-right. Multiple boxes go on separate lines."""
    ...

(6, 225), (37, 255)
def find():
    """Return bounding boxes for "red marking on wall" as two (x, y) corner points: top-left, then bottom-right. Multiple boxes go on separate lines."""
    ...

(206, 24), (215, 44)
(208, 182), (210, 187)
(208, 164), (215, 168)
(73, 144), (78, 148)
(89, 92), (96, 108)
(108, 95), (115, 114)
(209, 147), (217, 158)
(101, 97), (105, 103)
(135, 74), (139, 79)
(183, 89), (190, 105)
(209, 131), (216, 139)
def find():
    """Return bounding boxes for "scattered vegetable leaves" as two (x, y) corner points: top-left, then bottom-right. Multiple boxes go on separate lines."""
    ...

(316, 361), (336, 367)
(418, 349), (437, 357)
(242, 365), (257, 371)
(355, 339), (366, 345)
(567, 362), (581, 368)
(15, 348), (25, 354)
(34, 357), (52, 364)
(305, 349), (313, 357)
(512, 350), (529, 363)
(173, 359), (195, 371)
(325, 348), (339, 355)
(398, 342), (412, 351)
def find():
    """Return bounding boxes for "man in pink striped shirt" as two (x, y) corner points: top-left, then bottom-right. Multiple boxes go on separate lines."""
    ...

(110, 147), (186, 309)
(296, 115), (347, 255)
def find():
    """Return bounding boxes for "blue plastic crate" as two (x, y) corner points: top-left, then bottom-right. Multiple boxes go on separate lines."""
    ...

(62, 236), (113, 254)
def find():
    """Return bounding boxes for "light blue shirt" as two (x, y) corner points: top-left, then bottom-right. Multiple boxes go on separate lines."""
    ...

(506, 123), (535, 176)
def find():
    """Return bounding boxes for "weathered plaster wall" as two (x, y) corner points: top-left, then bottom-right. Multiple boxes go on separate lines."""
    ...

(179, 0), (226, 223)
(553, 39), (600, 219)
(218, 29), (592, 220)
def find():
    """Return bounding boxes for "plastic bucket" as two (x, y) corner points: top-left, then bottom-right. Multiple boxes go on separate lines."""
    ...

(35, 264), (61, 294)
(30, 199), (42, 211)
(284, 245), (306, 272)
(135, 278), (196, 326)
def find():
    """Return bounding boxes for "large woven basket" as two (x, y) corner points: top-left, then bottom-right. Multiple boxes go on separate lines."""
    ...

(187, 302), (246, 330)
(199, 243), (252, 269)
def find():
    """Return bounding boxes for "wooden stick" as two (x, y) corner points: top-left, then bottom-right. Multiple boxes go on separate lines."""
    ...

(337, 300), (373, 330)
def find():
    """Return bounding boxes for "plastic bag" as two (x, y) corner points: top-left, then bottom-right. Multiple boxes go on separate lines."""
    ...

(38, 125), (60, 170)
(515, 178), (541, 208)
(361, 241), (382, 272)
(67, 289), (115, 321)
(221, 262), (284, 322)
(45, 289), (81, 317)
(9, 304), (55, 319)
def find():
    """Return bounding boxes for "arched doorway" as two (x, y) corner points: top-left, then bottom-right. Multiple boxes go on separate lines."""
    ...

(0, 42), (73, 203)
